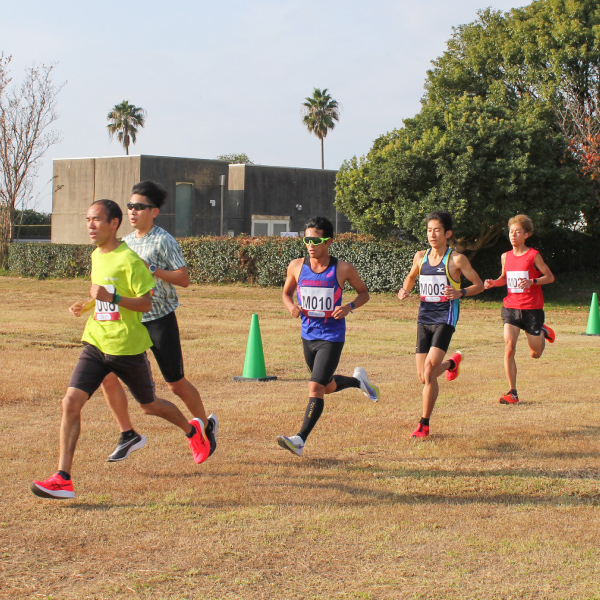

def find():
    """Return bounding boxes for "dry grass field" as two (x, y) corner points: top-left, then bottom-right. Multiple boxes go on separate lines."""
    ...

(1, 276), (599, 600)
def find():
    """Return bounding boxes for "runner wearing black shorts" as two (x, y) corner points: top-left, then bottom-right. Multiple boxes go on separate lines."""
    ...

(398, 211), (483, 438)
(30, 200), (209, 500)
(277, 216), (380, 457)
(100, 180), (217, 463)
(484, 214), (555, 404)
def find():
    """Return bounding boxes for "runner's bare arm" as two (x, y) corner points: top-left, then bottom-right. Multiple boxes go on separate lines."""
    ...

(282, 258), (303, 318)
(446, 253), (484, 299)
(152, 265), (190, 288)
(90, 285), (153, 313)
(484, 252), (507, 289)
(520, 253), (555, 289)
(331, 262), (369, 319)
(398, 251), (424, 300)
(69, 299), (95, 317)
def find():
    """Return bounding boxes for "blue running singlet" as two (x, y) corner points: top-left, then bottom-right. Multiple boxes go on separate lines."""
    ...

(297, 256), (345, 342)
(417, 247), (461, 327)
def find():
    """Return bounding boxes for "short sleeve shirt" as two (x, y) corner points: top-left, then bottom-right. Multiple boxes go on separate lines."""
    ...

(123, 226), (187, 322)
(81, 243), (155, 355)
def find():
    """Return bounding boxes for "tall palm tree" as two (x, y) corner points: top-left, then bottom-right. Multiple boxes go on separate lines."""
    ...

(107, 101), (146, 155)
(301, 88), (340, 169)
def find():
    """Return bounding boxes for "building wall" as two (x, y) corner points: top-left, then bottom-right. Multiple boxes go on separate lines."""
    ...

(52, 157), (141, 243)
(52, 155), (349, 243)
(139, 156), (229, 236)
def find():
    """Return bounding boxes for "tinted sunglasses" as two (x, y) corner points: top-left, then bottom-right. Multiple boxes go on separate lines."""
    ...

(127, 202), (155, 211)
(303, 236), (331, 246)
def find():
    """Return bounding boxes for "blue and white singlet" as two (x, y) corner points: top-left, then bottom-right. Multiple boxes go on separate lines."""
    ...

(297, 256), (345, 342)
(417, 247), (461, 327)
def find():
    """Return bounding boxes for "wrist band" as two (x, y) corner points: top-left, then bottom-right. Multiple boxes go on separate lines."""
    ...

(349, 301), (356, 312)
(460, 288), (467, 297)
(112, 292), (121, 305)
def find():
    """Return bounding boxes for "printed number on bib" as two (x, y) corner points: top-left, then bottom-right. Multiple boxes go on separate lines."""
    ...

(94, 284), (121, 321)
(507, 271), (529, 294)
(419, 275), (448, 302)
(300, 286), (335, 317)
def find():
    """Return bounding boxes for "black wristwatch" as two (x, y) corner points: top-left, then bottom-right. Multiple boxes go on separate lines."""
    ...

(460, 288), (467, 297)
(533, 278), (538, 284)
(349, 301), (356, 312)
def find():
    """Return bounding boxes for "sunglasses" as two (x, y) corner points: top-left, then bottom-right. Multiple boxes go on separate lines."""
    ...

(127, 202), (155, 211)
(303, 236), (331, 246)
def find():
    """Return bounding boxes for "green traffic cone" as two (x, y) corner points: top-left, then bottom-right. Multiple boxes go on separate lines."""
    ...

(233, 314), (277, 381)
(584, 292), (600, 336)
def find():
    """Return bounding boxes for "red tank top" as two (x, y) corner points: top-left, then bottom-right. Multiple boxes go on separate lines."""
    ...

(503, 248), (543, 309)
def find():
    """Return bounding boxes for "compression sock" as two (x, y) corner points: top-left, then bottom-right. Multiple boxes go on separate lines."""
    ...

(509, 389), (518, 396)
(419, 417), (430, 427)
(57, 470), (71, 481)
(185, 425), (196, 439)
(298, 397), (324, 441)
(332, 374), (360, 392)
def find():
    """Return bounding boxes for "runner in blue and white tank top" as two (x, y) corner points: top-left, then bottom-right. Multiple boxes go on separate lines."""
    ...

(417, 247), (461, 328)
(277, 216), (380, 458)
(398, 211), (484, 440)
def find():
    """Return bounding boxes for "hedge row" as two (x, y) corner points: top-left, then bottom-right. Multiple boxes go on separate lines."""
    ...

(13, 224), (52, 239)
(7, 229), (598, 292)
(7, 234), (420, 292)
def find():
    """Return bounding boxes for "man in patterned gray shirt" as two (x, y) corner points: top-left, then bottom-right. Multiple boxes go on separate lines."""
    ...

(100, 180), (218, 462)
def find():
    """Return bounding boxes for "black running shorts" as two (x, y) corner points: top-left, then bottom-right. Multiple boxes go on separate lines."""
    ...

(144, 310), (185, 383)
(501, 307), (545, 336)
(416, 323), (455, 354)
(302, 338), (345, 386)
(69, 343), (156, 404)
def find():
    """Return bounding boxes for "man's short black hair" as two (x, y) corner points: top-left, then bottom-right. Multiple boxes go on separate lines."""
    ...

(92, 199), (122, 228)
(131, 180), (168, 209)
(426, 210), (453, 233)
(304, 216), (334, 239)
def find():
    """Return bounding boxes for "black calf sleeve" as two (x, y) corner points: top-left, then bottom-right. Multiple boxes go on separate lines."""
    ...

(298, 397), (324, 441)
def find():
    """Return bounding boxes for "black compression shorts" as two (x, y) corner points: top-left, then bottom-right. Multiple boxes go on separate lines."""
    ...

(302, 338), (344, 386)
(416, 323), (455, 354)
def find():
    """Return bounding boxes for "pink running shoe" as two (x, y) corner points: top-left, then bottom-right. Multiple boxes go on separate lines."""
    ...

(445, 351), (463, 381)
(31, 473), (75, 499)
(188, 418), (210, 464)
(411, 423), (430, 438)
(542, 324), (555, 343)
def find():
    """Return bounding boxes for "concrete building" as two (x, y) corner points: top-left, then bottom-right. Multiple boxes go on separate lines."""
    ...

(51, 155), (350, 244)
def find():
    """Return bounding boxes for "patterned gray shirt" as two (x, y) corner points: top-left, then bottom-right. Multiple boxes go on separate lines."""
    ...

(122, 226), (187, 322)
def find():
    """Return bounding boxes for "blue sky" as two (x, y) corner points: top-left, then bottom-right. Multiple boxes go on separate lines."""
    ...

(2, 0), (528, 212)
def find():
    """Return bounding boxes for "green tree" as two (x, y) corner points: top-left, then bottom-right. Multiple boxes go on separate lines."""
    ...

(107, 100), (146, 155)
(216, 153), (254, 164)
(336, 96), (594, 254)
(301, 88), (340, 169)
(338, 0), (600, 244)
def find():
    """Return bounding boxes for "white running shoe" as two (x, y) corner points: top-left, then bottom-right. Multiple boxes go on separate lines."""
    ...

(353, 367), (380, 402)
(277, 434), (304, 457)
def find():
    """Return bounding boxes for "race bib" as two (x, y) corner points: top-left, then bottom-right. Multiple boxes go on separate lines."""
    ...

(94, 284), (121, 321)
(506, 270), (529, 294)
(300, 286), (335, 317)
(419, 275), (448, 302)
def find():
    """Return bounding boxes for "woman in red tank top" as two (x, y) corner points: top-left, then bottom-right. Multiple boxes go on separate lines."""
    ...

(484, 215), (555, 405)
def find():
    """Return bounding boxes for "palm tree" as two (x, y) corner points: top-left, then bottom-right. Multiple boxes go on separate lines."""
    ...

(301, 88), (340, 169)
(106, 101), (146, 155)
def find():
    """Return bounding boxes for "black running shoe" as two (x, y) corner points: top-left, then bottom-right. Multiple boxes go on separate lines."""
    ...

(206, 414), (219, 457)
(106, 433), (147, 462)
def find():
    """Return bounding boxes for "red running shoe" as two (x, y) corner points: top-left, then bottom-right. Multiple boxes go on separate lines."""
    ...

(31, 473), (75, 499)
(499, 391), (519, 404)
(411, 423), (430, 438)
(542, 324), (555, 343)
(188, 418), (210, 464)
(445, 351), (463, 381)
